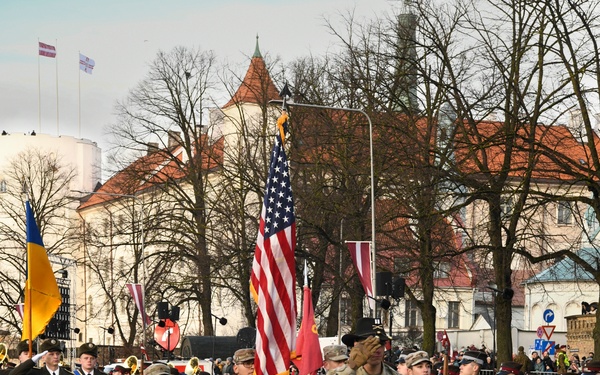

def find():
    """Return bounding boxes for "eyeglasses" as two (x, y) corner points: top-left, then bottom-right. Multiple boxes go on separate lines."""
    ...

(240, 361), (254, 369)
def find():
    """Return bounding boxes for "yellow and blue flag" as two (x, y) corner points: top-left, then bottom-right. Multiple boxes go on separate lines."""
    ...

(22, 201), (61, 341)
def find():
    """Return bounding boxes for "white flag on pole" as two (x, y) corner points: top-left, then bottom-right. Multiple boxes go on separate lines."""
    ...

(79, 53), (95, 74)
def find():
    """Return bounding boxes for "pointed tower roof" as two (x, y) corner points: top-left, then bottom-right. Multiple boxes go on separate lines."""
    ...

(223, 35), (281, 109)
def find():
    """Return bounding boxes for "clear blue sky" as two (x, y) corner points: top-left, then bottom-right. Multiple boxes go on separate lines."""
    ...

(0, 0), (394, 166)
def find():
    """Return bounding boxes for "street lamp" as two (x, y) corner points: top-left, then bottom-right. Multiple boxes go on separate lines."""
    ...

(72, 190), (147, 369)
(269, 99), (377, 312)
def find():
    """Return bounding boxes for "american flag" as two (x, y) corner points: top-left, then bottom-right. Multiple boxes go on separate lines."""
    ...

(38, 42), (56, 58)
(347, 241), (376, 311)
(251, 112), (297, 375)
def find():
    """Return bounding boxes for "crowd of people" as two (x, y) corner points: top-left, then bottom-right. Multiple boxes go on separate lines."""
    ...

(3, 323), (600, 375)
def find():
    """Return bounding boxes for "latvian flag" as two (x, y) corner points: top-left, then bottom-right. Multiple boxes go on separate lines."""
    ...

(39, 42), (56, 58)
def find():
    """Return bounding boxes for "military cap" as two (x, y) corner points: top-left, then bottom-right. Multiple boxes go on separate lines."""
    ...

(405, 351), (431, 368)
(460, 351), (487, 366)
(233, 348), (255, 364)
(496, 361), (523, 375)
(323, 345), (348, 361)
(40, 338), (62, 353)
(16, 340), (37, 355)
(78, 342), (99, 358)
(583, 361), (600, 374)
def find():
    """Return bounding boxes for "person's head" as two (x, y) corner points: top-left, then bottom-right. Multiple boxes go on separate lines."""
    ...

(341, 318), (390, 366)
(233, 348), (255, 375)
(536, 358), (542, 364)
(532, 352), (538, 359)
(543, 351), (550, 358)
(113, 365), (131, 375)
(582, 360), (600, 375)
(397, 349), (417, 375)
(40, 339), (62, 370)
(16, 340), (37, 363)
(145, 364), (171, 375)
(78, 343), (99, 372)
(459, 351), (487, 375)
(322, 345), (348, 371)
(406, 351), (432, 375)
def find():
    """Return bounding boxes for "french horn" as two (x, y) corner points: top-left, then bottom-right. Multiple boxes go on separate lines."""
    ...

(126, 355), (139, 375)
(0, 343), (8, 366)
(185, 357), (199, 375)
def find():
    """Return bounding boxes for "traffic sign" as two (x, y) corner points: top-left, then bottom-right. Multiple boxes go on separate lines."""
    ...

(543, 340), (555, 355)
(536, 326), (544, 338)
(542, 325), (556, 340)
(534, 339), (543, 351)
(543, 309), (555, 323)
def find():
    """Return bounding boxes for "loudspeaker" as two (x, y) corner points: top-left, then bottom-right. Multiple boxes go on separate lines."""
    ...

(392, 277), (406, 299)
(170, 306), (180, 321)
(376, 272), (393, 296)
(157, 301), (169, 320)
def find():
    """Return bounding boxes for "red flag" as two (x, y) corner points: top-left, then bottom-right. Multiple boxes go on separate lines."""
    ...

(126, 283), (151, 326)
(294, 286), (323, 375)
(251, 113), (297, 375)
(347, 241), (375, 311)
(39, 42), (56, 58)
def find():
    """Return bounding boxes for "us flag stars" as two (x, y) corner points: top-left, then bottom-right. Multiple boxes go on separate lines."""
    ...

(263, 138), (295, 238)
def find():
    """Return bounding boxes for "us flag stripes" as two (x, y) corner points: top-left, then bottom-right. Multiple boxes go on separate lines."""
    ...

(251, 112), (297, 375)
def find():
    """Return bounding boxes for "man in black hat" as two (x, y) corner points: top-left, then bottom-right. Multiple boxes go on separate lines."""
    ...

(77, 343), (105, 375)
(459, 351), (487, 375)
(32, 339), (73, 375)
(0, 341), (46, 375)
(341, 318), (398, 375)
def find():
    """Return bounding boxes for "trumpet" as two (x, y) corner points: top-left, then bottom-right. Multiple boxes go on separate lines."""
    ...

(0, 343), (8, 366)
(126, 355), (139, 375)
(185, 357), (199, 375)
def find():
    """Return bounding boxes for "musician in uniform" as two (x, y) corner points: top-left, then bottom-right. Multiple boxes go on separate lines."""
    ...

(77, 343), (105, 375)
(0, 341), (46, 375)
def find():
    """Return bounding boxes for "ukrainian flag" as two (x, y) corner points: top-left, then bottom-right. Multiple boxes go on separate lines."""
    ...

(22, 201), (61, 341)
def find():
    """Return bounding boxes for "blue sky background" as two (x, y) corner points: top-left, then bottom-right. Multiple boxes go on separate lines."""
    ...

(0, 0), (394, 167)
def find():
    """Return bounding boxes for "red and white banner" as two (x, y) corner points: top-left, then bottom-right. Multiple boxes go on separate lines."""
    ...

(39, 42), (56, 58)
(126, 283), (151, 326)
(15, 303), (24, 320)
(79, 53), (95, 74)
(347, 241), (375, 311)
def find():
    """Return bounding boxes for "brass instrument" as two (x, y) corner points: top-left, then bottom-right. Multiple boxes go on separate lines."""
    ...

(126, 355), (139, 375)
(185, 357), (199, 375)
(0, 343), (8, 366)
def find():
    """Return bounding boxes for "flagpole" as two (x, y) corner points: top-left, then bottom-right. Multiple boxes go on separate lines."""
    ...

(38, 38), (41, 133)
(56, 39), (60, 136)
(268, 99), (378, 313)
(78, 52), (81, 138)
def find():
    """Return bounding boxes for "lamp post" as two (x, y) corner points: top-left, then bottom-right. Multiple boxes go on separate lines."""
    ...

(268, 99), (377, 313)
(73, 190), (147, 369)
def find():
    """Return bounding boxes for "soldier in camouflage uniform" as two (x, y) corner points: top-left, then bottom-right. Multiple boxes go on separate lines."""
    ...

(323, 345), (351, 375)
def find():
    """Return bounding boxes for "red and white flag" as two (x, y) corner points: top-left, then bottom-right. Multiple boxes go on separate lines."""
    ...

(15, 303), (24, 320)
(347, 241), (375, 311)
(39, 42), (56, 58)
(251, 112), (297, 375)
(79, 53), (95, 74)
(126, 283), (151, 326)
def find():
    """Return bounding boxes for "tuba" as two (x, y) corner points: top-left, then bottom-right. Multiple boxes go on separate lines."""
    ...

(185, 357), (199, 375)
(0, 343), (8, 366)
(126, 355), (139, 375)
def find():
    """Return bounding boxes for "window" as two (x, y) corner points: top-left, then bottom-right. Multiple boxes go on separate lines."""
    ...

(405, 299), (423, 327)
(501, 196), (513, 217)
(557, 201), (573, 225)
(434, 262), (451, 279)
(0, 180), (6, 193)
(394, 257), (411, 277)
(448, 301), (460, 328)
